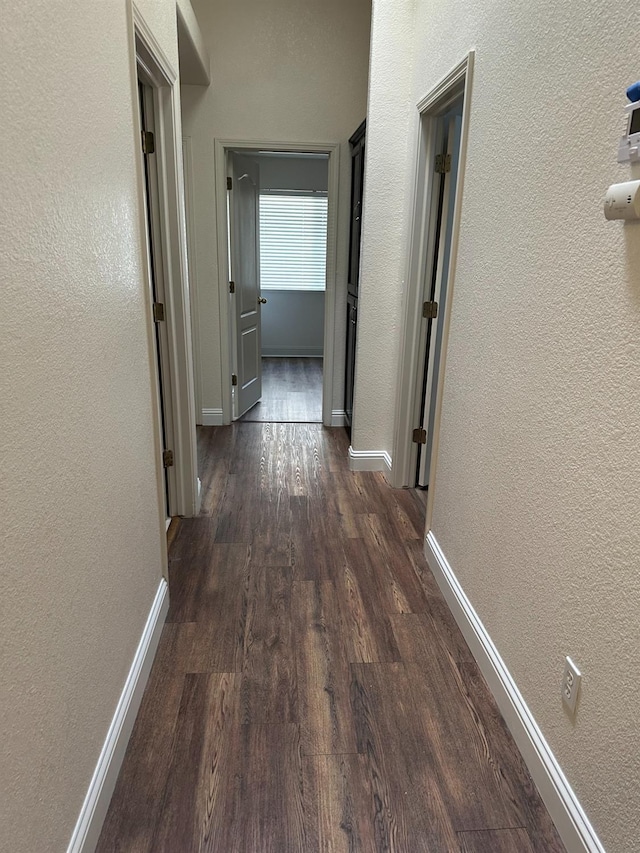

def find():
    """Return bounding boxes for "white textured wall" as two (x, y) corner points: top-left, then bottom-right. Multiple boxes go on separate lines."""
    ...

(0, 1), (180, 850)
(359, 0), (640, 849)
(181, 0), (371, 421)
(261, 291), (325, 356)
(177, 0), (211, 84)
(351, 0), (417, 452)
(257, 153), (329, 194)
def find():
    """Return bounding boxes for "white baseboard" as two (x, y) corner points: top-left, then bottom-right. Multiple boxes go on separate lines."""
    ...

(348, 445), (392, 474)
(67, 577), (169, 853)
(195, 476), (202, 516)
(331, 409), (346, 427)
(261, 347), (323, 357)
(424, 532), (604, 853)
(201, 407), (224, 426)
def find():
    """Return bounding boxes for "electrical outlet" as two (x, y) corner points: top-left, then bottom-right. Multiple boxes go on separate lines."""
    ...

(562, 656), (581, 715)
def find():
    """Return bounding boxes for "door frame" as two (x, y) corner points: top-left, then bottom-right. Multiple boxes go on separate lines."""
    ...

(182, 135), (204, 434)
(392, 51), (475, 532)
(214, 139), (340, 426)
(129, 3), (200, 520)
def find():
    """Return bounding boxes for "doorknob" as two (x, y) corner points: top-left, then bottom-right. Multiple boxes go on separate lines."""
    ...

(258, 297), (267, 304)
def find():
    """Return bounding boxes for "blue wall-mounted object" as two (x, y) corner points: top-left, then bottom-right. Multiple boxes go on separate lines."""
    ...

(626, 81), (640, 103)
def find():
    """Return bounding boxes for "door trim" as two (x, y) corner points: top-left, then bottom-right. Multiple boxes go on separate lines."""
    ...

(213, 138), (340, 427)
(182, 136), (204, 426)
(392, 52), (475, 530)
(130, 2), (200, 519)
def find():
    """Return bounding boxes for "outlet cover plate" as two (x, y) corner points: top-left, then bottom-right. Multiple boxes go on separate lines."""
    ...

(562, 656), (581, 715)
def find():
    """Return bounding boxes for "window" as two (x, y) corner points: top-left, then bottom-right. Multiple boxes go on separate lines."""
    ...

(259, 192), (328, 291)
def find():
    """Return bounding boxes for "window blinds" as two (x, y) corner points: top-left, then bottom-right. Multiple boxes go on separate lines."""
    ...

(259, 193), (328, 291)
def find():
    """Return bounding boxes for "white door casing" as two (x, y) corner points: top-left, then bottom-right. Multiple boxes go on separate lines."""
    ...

(133, 8), (201, 520)
(214, 139), (340, 427)
(229, 153), (263, 418)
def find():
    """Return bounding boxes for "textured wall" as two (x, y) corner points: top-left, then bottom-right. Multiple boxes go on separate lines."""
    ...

(181, 0), (371, 420)
(177, 0), (210, 84)
(0, 1), (179, 850)
(351, 0), (417, 452)
(261, 292), (325, 356)
(359, 0), (640, 849)
(257, 153), (329, 194)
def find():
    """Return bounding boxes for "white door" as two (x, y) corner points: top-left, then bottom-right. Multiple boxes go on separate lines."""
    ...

(417, 107), (463, 487)
(138, 79), (175, 516)
(229, 153), (263, 417)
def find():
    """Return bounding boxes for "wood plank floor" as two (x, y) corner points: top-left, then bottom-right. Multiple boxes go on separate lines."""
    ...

(239, 357), (322, 423)
(97, 424), (565, 853)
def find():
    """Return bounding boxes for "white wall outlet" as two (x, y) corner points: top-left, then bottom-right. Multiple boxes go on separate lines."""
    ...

(562, 656), (581, 715)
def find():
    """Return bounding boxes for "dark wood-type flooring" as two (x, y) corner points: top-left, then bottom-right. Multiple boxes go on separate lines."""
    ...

(239, 357), (322, 423)
(97, 424), (565, 852)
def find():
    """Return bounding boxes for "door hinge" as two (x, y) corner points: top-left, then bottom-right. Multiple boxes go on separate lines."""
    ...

(153, 302), (165, 322)
(141, 130), (155, 155)
(435, 153), (451, 174)
(422, 300), (438, 319)
(227, 176), (233, 190)
(229, 280), (235, 293)
(231, 373), (238, 386)
(412, 428), (427, 444)
(162, 449), (174, 468)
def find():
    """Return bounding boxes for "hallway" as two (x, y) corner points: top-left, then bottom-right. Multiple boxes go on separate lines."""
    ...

(97, 424), (565, 852)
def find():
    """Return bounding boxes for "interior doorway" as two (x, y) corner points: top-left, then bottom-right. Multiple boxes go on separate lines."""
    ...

(393, 53), (474, 528)
(415, 101), (463, 487)
(133, 19), (201, 522)
(234, 151), (328, 423)
(214, 141), (339, 426)
(138, 78), (175, 519)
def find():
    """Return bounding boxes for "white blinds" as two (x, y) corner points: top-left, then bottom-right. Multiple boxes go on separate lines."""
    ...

(259, 193), (328, 291)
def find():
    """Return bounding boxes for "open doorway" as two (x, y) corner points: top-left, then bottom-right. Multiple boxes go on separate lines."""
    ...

(238, 152), (328, 423)
(229, 150), (328, 423)
(214, 141), (340, 427)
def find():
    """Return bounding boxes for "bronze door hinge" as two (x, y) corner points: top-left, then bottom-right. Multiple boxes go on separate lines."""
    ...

(435, 153), (451, 173)
(412, 428), (427, 444)
(162, 449), (174, 467)
(422, 301), (438, 319)
(141, 130), (155, 155)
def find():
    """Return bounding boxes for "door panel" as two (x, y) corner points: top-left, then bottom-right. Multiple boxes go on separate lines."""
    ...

(138, 80), (174, 516)
(344, 294), (357, 432)
(348, 134), (365, 295)
(230, 153), (262, 417)
(240, 326), (259, 393)
(422, 113), (463, 482)
(417, 106), (463, 487)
